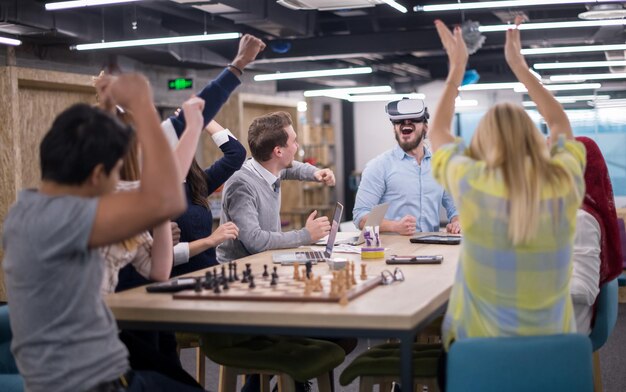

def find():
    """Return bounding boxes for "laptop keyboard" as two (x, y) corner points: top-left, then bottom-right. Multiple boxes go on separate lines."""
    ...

(295, 251), (325, 259)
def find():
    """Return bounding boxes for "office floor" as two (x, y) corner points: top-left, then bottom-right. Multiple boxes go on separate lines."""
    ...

(181, 304), (626, 391)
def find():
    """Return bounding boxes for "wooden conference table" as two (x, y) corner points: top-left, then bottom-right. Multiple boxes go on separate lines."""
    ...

(106, 234), (461, 392)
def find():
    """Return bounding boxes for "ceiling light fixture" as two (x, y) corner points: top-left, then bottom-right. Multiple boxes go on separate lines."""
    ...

(514, 83), (602, 92)
(523, 94), (610, 106)
(593, 98), (626, 108)
(254, 67), (372, 81)
(455, 98), (479, 107)
(479, 19), (626, 33)
(381, 0), (408, 13)
(71, 32), (241, 51)
(521, 43), (626, 56)
(348, 93), (426, 102)
(304, 85), (392, 97)
(534, 60), (626, 70)
(415, 0), (622, 12)
(46, 0), (141, 11)
(549, 73), (626, 82)
(0, 36), (21, 46)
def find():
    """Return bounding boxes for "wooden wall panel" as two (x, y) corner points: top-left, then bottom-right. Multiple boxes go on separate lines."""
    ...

(17, 87), (95, 189)
(0, 66), (95, 301)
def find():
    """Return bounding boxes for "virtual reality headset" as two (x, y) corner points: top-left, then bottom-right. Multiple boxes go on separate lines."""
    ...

(385, 98), (429, 122)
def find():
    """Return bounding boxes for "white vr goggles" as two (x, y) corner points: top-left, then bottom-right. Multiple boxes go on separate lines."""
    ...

(385, 98), (429, 122)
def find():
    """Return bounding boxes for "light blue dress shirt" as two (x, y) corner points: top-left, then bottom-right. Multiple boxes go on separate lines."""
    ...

(353, 145), (458, 232)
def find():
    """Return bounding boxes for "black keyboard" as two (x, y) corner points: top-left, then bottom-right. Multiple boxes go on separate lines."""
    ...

(295, 251), (325, 260)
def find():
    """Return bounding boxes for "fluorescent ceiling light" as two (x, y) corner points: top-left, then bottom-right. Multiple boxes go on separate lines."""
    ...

(304, 85), (392, 97)
(594, 98), (626, 108)
(415, 0), (622, 12)
(523, 94), (610, 106)
(254, 53), (372, 64)
(534, 60), (626, 70)
(46, 0), (140, 11)
(0, 36), (21, 46)
(348, 93), (425, 102)
(254, 67), (372, 81)
(514, 83), (602, 92)
(479, 19), (626, 33)
(459, 82), (521, 91)
(549, 73), (626, 82)
(381, 0), (408, 13)
(71, 32), (241, 51)
(521, 44), (626, 56)
(455, 98), (479, 107)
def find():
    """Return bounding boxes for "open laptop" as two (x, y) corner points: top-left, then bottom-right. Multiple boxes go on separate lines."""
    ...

(272, 202), (343, 264)
(315, 202), (389, 246)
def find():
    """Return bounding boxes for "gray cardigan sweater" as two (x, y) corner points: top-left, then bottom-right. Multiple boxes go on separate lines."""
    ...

(216, 159), (318, 263)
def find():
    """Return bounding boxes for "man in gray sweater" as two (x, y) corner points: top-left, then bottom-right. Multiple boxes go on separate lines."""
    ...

(217, 111), (335, 263)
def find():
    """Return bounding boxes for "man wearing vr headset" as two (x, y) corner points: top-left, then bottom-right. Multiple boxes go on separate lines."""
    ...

(353, 98), (460, 235)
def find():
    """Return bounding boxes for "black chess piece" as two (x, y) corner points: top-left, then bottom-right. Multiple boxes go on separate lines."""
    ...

(263, 264), (269, 278)
(248, 275), (256, 289)
(305, 261), (312, 279)
(245, 263), (252, 275)
(204, 271), (213, 289)
(233, 263), (240, 281)
(241, 270), (249, 284)
(228, 263), (234, 283)
(194, 277), (203, 293)
(222, 278), (229, 291)
(270, 274), (278, 286)
(213, 279), (222, 294)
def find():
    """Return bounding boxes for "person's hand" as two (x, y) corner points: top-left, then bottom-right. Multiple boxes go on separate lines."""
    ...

(206, 222), (239, 248)
(231, 34), (266, 72)
(434, 20), (468, 73)
(305, 210), (331, 242)
(106, 73), (153, 112)
(395, 215), (417, 236)
(446, 217), (461, 234)
(170, 222), (181, 246)
(314, 169), (335, 186)
(93, 72), (117, 113)
(181, 96), (205, 133)
(504, 16), (529, 72)
(205, 120), (225, 135)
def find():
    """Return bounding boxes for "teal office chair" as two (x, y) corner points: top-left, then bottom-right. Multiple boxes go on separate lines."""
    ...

(589, 278), (618, 391)
(447, 334), (593, 392)
(0, 306), (24, 392)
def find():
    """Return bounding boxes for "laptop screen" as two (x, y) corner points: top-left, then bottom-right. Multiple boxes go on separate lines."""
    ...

(324, 202), (344, 257)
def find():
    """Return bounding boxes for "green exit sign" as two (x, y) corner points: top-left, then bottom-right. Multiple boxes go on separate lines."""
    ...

(168, 78), (193, 90)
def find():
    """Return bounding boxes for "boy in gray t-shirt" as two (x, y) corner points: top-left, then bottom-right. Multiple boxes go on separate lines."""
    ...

(2, 73), (197, 392)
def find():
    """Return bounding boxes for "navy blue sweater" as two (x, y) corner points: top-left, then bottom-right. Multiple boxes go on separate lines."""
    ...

(172, 137), (246, 275)
(116, 68), (243, 291)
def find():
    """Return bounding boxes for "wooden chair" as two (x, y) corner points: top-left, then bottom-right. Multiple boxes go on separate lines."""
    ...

(175, 332), (206, 387)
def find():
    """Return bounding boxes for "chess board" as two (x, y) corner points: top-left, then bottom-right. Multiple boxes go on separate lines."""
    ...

(173, 272), (382, 303)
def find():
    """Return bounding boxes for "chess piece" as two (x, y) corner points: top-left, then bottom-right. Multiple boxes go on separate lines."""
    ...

(213, 279), (222, 294)
(305, 261), (312, 279)
(194, 277), (203, 292)
(314, 277), (323, 292)
(303, 280), (312, 296)
(351, 262), (357, 285)
(221, 265), (226, 280)
(249, 275), (256, 289)
(270, 273), (278, 286)
(339, 292), (349, 306)
(245, 263), (252, 275)
(233, 263), (240, 281)
(293, 262), (300, 281)
(204, 271), (213, 289)
(228, 263), (234, 283)
(241, 270), (249, 284)
(263, 265), (269, 278)
(360, 264), (367, 280)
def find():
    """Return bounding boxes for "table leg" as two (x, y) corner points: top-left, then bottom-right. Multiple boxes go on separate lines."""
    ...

(400, 333), (415, 392)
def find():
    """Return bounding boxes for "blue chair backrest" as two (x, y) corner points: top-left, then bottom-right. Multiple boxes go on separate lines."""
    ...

(589, 278), (618, 352)
(447, 334), (593, 392)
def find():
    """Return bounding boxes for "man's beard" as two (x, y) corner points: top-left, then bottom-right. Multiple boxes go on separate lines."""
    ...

(395, 129), (425, 152)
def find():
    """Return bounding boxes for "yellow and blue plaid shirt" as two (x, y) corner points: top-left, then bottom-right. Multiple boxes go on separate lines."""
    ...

(432, 138), (586, 350)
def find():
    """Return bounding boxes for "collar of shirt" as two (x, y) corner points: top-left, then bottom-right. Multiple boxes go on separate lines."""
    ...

(247, 158), (279, 190)
(391, 144), (432, 161)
